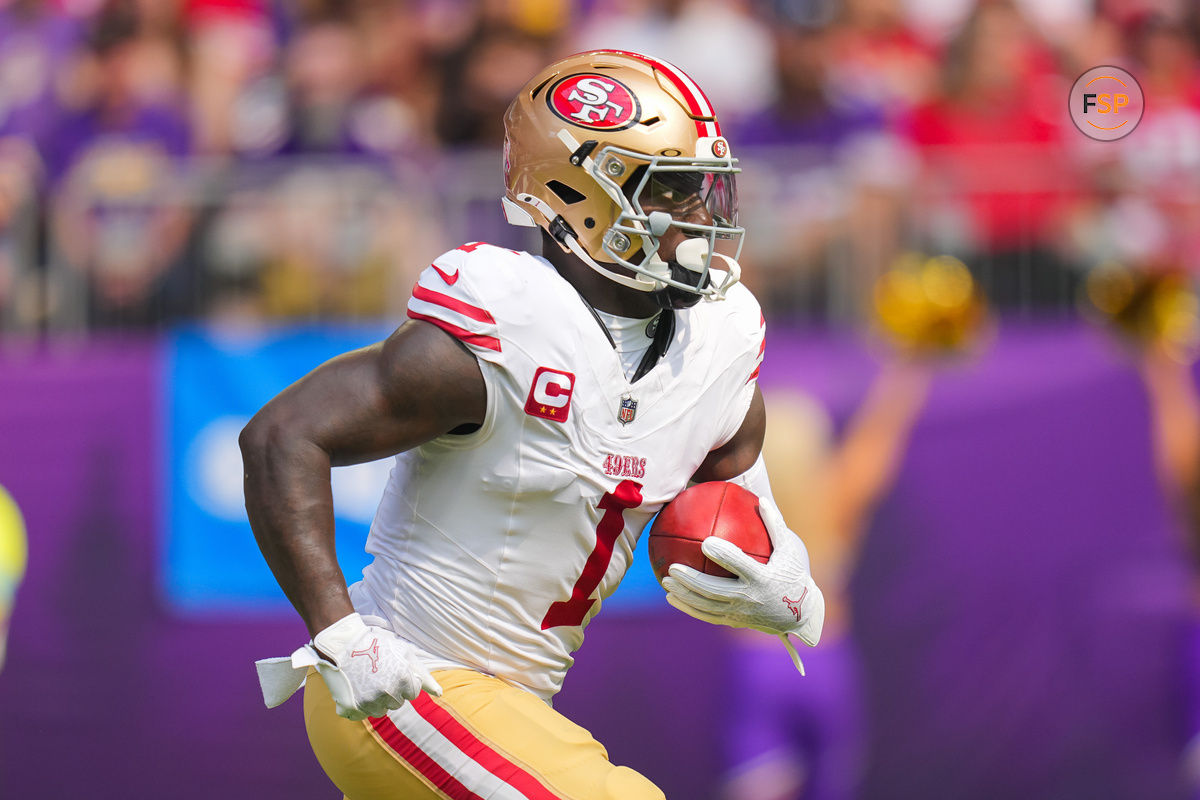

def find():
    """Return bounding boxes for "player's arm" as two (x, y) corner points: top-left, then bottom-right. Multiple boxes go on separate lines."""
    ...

(691, 386), (766, 483)
(1139, 345), (1200, 557)
(825, 361), (932, 543)
(670, 386), (825, 662)
(239, 319), (486, 638)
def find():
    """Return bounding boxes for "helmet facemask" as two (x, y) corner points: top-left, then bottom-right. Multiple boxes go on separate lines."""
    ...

(596, 150), (744, 308)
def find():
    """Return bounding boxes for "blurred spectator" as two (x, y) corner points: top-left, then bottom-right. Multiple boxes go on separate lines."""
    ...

(1137, 339), (1200, 797)
(211, 2), (447, 161)
(728, 14), (913, 320)
(45, 1), (193, 326)
(825, 0), (939, 115)
(0, 136), (39, 329)
(572, 0), (776, 120)
(198, 161), (446, 321)
(1131, 9), (1200, 104)
(281, 14), (369, 154)
(722, 255), (986, 800)
(895, 0), (973, 43)
(1084, 263), (1200, 794)
(900, 0), (1093, 44)
(163, 3), (454, 324)
(184, 0), (277, 155)
(350, 0), (443, 153)
(1013, 0), (1093, 45)
(904, 0), (1079, 311)
(1065, 13), (1200, 281)
(1096, 0), (1191, 29)
(0, 0), (84, 146)
(724, 367), (933, 800)
(732, 16), (884, 150)
(1054, 8), (1125, 80)
(434, 22), (551, 147)
(0, 1), (85, 329)
(0, 0), (1195, 330)
(1120, 14), (1200, 270)
(228, 11), (391, 158)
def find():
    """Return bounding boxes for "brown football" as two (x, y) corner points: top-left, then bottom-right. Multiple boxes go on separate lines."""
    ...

(648, 482), (772, 583)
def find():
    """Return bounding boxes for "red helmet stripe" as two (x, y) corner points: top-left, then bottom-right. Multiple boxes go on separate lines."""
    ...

(596, 50), (721, 137)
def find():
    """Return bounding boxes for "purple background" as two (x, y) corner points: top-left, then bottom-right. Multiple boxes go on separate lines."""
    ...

(0, 325), (1193, 799)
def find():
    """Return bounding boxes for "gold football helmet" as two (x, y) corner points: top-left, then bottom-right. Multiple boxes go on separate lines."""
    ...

(502, 50), (744, 308)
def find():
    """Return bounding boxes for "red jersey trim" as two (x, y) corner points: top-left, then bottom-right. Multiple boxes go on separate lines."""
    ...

(748, 333), (765, 382)
(412, 283), (496, 324)
(407, 310), (502, 352)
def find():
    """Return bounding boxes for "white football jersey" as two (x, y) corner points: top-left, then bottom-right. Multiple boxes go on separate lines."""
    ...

(349, 242), (765, 701)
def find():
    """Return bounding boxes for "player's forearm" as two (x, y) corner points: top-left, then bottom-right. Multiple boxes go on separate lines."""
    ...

(828, 362), (931, 536)
(240, 420), (354, 637)
(1140, 349), (1200, 498)
(729, 453), (812, 574)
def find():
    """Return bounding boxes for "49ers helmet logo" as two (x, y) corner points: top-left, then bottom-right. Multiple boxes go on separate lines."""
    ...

(548, 74), (641, 131)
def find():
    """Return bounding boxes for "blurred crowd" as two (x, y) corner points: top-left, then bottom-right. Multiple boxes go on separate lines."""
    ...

(1, 0), (1199, 329)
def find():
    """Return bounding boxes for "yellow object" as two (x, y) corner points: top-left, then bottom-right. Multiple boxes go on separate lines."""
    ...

(509, 0), (570, 37)
(0, 484), (27, 598)
(872, 254), (987, 354)
(304, 667), (665, 799)
(1084, 264), (1200, 363)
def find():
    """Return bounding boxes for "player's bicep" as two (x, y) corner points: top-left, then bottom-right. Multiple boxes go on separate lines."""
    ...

(366, 319), (488, 452)
(247, 319), (486, 467)
(692, 387), (766, 483)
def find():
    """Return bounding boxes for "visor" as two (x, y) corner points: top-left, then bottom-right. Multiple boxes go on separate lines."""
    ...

(590, 144), (745, 300)
(635, 169), (739, 231)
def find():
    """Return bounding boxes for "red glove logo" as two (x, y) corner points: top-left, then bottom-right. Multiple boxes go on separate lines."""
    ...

(351, 638), (381, 673)
(782, 587), (808, 623)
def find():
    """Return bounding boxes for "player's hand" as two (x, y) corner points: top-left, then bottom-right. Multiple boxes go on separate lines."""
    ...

(307, 612), (443, 720)
(255, 612), (442, 716)
(661, 501), (825, 646)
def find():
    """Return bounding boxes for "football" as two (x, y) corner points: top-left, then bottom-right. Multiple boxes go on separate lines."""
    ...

(647, 482), (772, 583)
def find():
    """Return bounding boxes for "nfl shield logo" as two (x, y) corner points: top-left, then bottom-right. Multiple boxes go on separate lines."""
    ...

(618, 396), (638, 425)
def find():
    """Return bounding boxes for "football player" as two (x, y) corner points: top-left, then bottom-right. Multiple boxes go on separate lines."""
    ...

(246, 50), (824, 799)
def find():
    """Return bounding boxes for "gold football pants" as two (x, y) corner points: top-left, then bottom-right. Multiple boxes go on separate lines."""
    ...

(304, 667), (665, 799)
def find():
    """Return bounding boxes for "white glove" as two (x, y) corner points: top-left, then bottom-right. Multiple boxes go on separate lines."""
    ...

(661, 500), (825, 649)
(255, 612), (442, 720)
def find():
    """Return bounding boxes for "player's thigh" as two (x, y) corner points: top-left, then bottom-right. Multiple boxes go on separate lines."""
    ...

(303, 668), (433, 799)
(304, 667), (664, 800)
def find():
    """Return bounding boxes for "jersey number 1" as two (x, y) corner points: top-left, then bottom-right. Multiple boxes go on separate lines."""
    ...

(540, 480), (643, 629)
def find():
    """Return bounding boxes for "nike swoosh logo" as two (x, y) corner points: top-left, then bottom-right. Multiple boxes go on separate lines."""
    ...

(431, 264), (460, 285)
